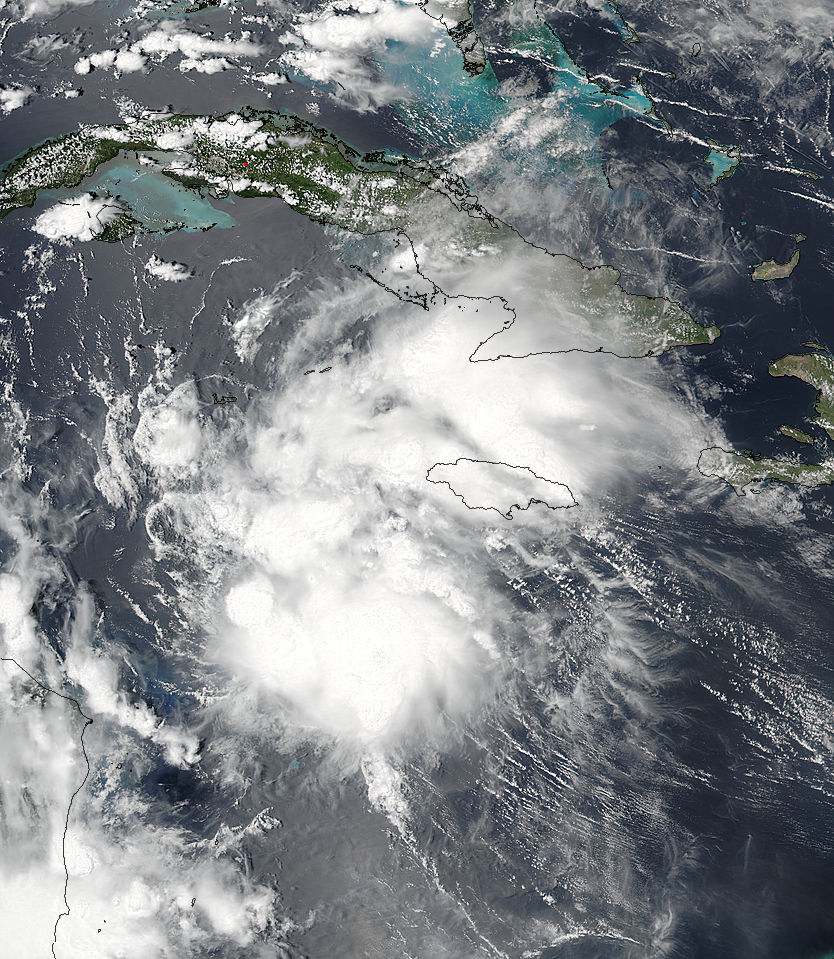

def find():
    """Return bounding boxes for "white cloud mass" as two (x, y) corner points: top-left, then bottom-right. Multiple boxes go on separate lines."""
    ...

(74, 24), (264, 76)
(0, 495), (279, 958)
(280, 0), (440, 110)
(118, 225), (719, 762)
(33, 194), (123, 243)
(0, 83), (34, 113)
(6, 0), (834, 954)
(145, 254), (194, 283)
(230, 271), (302, 362)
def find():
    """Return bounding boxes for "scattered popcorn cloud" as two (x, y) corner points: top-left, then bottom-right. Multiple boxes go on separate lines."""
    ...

(145, 254), (194, 283)
(75, 24), (265, 76)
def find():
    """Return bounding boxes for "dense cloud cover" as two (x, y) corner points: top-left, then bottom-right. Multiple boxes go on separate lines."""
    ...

(4, 0), (834, 955)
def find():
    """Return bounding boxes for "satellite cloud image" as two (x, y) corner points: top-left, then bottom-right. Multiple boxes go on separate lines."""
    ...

(2, 0), (834, 957)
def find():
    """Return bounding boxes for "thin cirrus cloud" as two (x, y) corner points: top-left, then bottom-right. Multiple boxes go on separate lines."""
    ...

(230, 271), (303, 363)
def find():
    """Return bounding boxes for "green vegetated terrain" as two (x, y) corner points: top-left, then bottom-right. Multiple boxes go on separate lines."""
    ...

(700, 350), (834, 493)
(0, 110), (455, 233)
(0, 108), (719, 358)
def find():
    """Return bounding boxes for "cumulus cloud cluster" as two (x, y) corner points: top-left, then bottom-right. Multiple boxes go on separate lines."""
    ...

(5, 0), (827, 952)
(0, 83), (34, 113)
(280, 0), (440, 110)
(55, 815), (276, 959)
(0, 490), (278, 958)
(32, 194), (123, 243)
(145, 254), (194, 283)
(74, 23), (264, 76)
(0, 659), (88, 958)
(132, 373), (505, 749)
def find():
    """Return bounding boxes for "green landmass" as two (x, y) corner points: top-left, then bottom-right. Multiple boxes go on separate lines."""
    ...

(779, 425), (813, 445)
(698, 447), (834, 493)
(0, 110), (449, 235)
(752, 249), (800, 281)
(770, 352), (834, 439)
(99, 211), (142, 242)
(0, 107), (719, 358)
(700, 350), (834, 492)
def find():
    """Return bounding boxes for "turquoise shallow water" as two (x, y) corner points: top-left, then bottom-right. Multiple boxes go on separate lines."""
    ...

(285, 7), (661, 178)
(33, 14), (659, 237)
(82, 162), (237, 232)
(386, 19), (659, 151)
(705, 147), (740, 184)
(380, 20), (661, 188)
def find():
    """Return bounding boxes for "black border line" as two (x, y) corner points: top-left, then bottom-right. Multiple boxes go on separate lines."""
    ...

(0, 657), (92, 958)
(426, 456), (578, 519)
